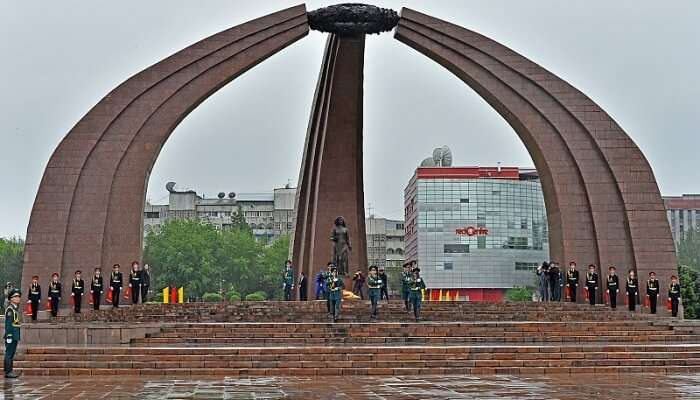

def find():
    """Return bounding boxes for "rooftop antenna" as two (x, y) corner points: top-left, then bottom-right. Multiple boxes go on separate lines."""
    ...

(497, 162), (502, 173)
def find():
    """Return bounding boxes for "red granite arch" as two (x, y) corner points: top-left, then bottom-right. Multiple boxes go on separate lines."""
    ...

(394, 8), (678, 306)
(22, 5), (309, 302)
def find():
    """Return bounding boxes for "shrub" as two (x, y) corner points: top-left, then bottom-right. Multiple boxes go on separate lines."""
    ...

(245, 293), (266, 301)
(506, 287), (532, 302)
(226, 289), (241, 300)
(202, 292), (223, 302)
(228, 293), (242, 302)
(252, 290), (267, 300)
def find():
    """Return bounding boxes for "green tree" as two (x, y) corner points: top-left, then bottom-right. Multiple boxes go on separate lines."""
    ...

(143, 219), (291, 301)
(0, 237), (24, 287)
(144, 219), (221, 300)
(678, 228), (700, 319)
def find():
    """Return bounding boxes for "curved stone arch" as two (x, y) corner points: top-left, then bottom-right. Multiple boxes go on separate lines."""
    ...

(22, 5), (309, 299)
(394, 8), (677, 297)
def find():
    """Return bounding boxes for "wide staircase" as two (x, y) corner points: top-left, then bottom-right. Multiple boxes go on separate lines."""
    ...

(15, 301), (700, 376)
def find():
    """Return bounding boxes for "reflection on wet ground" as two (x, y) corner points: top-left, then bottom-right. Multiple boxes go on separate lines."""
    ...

(2, 374), (700, 399)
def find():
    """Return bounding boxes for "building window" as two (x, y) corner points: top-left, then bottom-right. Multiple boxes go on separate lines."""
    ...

(387, 248), (394, 255)
(477, 236), (486, 249)
(144, 211), (160, 219)
(444, 262), (453, 270)
(505, 237), (529, 249)
(444, 244), (469, 253)
(515, 262), (539, 271)
(396, 248), (404, 255)
(460, 198), (469, 203)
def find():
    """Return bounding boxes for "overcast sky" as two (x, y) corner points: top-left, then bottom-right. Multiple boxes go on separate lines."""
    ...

(1, 1), (698, 238)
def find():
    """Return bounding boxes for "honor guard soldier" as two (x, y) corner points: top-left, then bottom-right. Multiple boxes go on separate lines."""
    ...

(646, 272), (660, 314)
(71, 271), (84, 314)
(566, 262), (579, 302)
(4, 288), (21, 379)
(585, 264), (598, 305)
(606, 266), (619, 309)
(625, 270), (639, 312)
(327, 267), (345, 322)
(27, 275), (41, 321)
(367, 265), (381, 319)
(91, 268), (104, 310)
(48, 273), (62, 317)
(378, 267), (389, 301)
(110, 264), (123, 309)
(282, 260), (294, 301)
(401, 262), (413, 312)
(129, 261), (141, 304)
(323, 263), (333, 315)
(668, 275), (681, 317)
(409, 268), (427, 321)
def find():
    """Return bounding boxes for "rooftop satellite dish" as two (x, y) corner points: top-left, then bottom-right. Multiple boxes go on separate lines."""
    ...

(217, 192), (225, 199)
(420, 157), (437, 167)
(165, 182), (177, 193)
(432, 146), (453, 167)
(228, 192), (236, 199)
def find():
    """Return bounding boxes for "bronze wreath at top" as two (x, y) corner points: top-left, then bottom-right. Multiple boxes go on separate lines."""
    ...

(307, 3), (399, 36)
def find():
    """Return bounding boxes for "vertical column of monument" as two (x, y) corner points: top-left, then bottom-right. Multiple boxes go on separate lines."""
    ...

(292, 32), (368, 293)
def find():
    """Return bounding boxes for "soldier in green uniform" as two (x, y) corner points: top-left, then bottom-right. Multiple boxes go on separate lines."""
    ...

(367, 265), (382, 319)
(282, 260), (295, 301)
(4, 288), (21, 379)
(401, 262), (412, 312)
(409, 268), (427, 321)
(323, 262), (333, 315)
(327, 267), (345, 322)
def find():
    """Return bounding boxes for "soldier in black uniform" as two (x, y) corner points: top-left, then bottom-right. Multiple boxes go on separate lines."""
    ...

(110, 264), (123, 309)
(71, 270), (84, 314)
(625, 270), (639, 312)
(90, 267), (104, 310)
(129, 261), (141, 304)
(27, 275), (41, 321)
(668, 275), (681, 317)
(4, 288), (21, 379)
(48, 273), (62, 317)
(606, 266), (619, 309)
(566, 262), (579, 302)
(585, 264), (598, 306)
(646, 272), (660, 314)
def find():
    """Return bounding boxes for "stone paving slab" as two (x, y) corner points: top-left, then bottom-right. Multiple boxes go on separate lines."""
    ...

(2, 374), (700, 399)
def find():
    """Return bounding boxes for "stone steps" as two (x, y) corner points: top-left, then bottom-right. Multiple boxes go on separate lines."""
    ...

(17, 302), (694, 376)
(16, 345), (700, 376)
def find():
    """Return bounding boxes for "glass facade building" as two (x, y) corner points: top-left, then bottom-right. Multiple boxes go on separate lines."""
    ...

(404, 166), (549, 301)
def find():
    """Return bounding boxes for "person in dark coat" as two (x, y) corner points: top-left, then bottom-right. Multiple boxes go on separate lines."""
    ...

(625, 269), (639, 312)
(71, 270), (84, 314)
(378, 267), (389, 301)
(548, 262), (562, 301)
(352, 270), (365, 300)
(536, 262), (550, 302)
(48, 273), (62, 317)
(298, 272), (307, 301)
(646, 271), (660, 314)
(606, 266), (620, 309)
(110, 264), (123, 309)
(141, 264), (151, 303)
(585, 264), (599, 305)
(566, 262), (579, 302)
(27, 275), (41, 321)
(128, 261), (142, 304)
(668, 275), (681, 317)
(90, 268), (104, 311)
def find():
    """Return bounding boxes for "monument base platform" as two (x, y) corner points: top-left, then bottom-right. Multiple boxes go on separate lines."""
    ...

(16, 301), (700, 376)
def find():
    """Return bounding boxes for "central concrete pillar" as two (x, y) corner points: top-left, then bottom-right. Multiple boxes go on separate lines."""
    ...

(292, 33), (368, 293)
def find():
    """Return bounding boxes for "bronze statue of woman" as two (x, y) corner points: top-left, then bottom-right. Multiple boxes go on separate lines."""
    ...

(331, 216), (351, 275)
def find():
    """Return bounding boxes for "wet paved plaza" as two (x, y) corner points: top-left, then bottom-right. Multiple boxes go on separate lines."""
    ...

(2, 374), (700, 399)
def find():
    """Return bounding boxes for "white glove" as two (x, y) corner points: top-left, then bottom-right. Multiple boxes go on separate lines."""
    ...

(5, 338), (11, 344)
(377, 280), (383, 284)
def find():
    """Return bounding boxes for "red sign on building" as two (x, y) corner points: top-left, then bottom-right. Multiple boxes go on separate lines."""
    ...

(455, 226), (489, 236)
